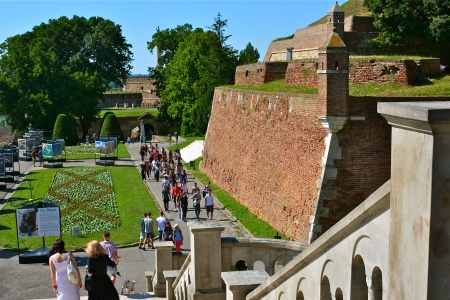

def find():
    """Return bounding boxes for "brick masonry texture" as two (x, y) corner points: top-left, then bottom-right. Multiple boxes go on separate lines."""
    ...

(235, 58), (441, 87)
(201, 88), (327, 242)
(264, 14), (450, 65)
(201, 88), (450, 242)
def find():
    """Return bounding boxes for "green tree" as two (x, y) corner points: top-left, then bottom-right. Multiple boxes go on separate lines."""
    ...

(52, 114), (78, 146)
(238, 42), (260, 65)
(364, 0), (450, 45)
(100, 113), (123, 140)
(0, 16), (133, 135)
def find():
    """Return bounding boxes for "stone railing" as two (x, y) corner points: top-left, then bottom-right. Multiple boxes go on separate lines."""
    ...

(247, 180), (390, 299)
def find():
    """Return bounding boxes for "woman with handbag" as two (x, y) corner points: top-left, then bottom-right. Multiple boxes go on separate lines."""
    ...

(85, 240), (119, 300)
(49, 239), (82, 300)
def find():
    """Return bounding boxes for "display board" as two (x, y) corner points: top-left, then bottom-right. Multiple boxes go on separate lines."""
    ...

(16, 207), (61, 238)
(18, 138), (35, 151)
(55, 139), (66, 151)
(99, 137), (118, 149)
(95, 141), (115, 155)
(42, 143), (63, 157)
(0, 158), (5, 176)
(1, 153), (14, 168)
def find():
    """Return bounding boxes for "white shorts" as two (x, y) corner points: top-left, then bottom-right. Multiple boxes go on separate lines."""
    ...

(140, 231), (145, 240)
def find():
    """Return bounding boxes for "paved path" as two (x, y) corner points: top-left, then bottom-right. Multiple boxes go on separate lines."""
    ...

(0, 137), (252, 299)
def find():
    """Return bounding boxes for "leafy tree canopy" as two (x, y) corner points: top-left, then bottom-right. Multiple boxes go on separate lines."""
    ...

(364, 0), (450, 45)
(238, 42), (260, 65)
(0, 16), (133, 136)
(147, 13), (249, 135)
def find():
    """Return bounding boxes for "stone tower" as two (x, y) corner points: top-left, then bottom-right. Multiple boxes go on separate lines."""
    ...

(317, 27), (349, 117)
(310, 28), (349, 242)
(327, 2), (345, 38)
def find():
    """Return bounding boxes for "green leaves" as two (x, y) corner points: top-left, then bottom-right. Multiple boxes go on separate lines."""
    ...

(0, 16), (132, 136)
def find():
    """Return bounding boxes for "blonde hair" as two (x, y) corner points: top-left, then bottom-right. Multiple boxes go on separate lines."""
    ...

(86, 240), (106, 258)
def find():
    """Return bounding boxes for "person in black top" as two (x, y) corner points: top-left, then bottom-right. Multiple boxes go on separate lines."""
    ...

(86, 240), (119, 300)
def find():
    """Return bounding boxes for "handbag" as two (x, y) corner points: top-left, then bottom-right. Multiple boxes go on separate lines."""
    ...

(84, 274), (94, 291)
(67, 259), (78, 284)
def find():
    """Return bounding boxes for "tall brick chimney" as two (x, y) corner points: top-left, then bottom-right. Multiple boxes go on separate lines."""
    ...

(317, 27), (349, 117)
(327, 2), (345, 37)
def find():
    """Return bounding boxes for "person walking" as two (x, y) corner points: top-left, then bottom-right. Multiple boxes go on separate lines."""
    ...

(163, 222), (173, 242)
(180, 192), (188, 222)
(192, 188), (202, 220)
(205, 188), (215, 220)
(31, 148), (37, 167)
(144, 212), (155, 249)
(100, 232), (120, 284)
(162, 185), (171, 212)
(49, 239), (82, 300)
(38, 148), (43, 166)
(139, 213), (147, 250)
(86, 240), (119, 300)
(156, 211), (167, 241)
(173, 224), (183, 252)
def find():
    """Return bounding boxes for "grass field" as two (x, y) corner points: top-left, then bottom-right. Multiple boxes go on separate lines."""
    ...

(63, 143), (130, 160)
(0, 166), (158, 250)
(99, 108), (158, 118)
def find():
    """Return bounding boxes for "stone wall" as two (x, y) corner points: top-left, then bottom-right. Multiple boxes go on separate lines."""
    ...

(285, 60), (319, 86)
(235, 62), (288, 85)
(238, 58), (441, 86)
(344, 15), (377, 32)
(201, 87), (450, 242)
(125, 77), (154, 92)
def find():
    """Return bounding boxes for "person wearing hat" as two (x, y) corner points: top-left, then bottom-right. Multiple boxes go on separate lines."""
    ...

(173, 224), (183, 252)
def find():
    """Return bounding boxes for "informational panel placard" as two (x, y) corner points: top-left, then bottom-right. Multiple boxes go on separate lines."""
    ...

(95, 141), (105, 154)
(100, 137), (118, 149)
(19, 138), (36, 151)
(0, 158), (5, 176)
(1, 153), (13, 168)
(55, 139), (66, 151)
(43, 143), (63, 157)
(16, 207), (60, 238)
(105, 141), (114, 154)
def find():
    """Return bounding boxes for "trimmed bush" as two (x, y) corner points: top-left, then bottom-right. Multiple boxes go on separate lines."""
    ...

(100, 113), (123, 140)
(52, 114), (78, 146)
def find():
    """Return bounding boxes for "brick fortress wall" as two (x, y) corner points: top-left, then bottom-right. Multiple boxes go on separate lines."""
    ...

(236, 58), (441, 86)
(201, 87), (450, 242)
(201, 88), (325, 242)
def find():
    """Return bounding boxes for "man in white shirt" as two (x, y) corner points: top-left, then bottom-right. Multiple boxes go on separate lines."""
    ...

(156, 211), (167, 241)
(162, 174), (170, 190)
(204, 189), (215, 220)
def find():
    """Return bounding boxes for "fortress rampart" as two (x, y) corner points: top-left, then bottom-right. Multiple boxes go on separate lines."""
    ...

(201, 87), (450, 242)
(237, 58), (441, 86)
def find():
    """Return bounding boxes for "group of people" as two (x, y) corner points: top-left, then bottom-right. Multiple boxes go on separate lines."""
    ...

(139, 211), (184, 252)
(139, 143), (184, 183)
(49, 232), (120, 300)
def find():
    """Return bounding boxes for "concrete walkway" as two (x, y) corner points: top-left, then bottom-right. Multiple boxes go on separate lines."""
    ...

(0, 137), (252, 300)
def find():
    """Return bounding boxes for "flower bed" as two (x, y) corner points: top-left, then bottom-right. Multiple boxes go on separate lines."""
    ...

(46, 168), (120, 235)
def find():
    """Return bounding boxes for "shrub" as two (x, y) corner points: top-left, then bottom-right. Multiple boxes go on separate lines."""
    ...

(52, 114), (78, 146)
(100, 113), (123, 140)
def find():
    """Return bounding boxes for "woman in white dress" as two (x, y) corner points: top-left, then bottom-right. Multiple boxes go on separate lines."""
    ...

(49, 239), (82, 300)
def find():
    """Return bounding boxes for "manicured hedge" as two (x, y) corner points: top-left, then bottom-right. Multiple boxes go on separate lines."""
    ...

(52, 114), (78, 146)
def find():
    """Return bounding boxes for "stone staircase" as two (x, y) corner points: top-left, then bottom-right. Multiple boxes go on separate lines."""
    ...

(180, 140), (204, 163)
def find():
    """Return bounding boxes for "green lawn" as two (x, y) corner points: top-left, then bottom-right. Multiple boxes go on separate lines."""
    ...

(62, 143), (130, 160)
(0, 166), (159, 250)
(99, 107), (158, 118)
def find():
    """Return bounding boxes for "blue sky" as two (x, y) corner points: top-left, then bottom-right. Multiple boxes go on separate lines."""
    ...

(0, 1), (336, 74)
